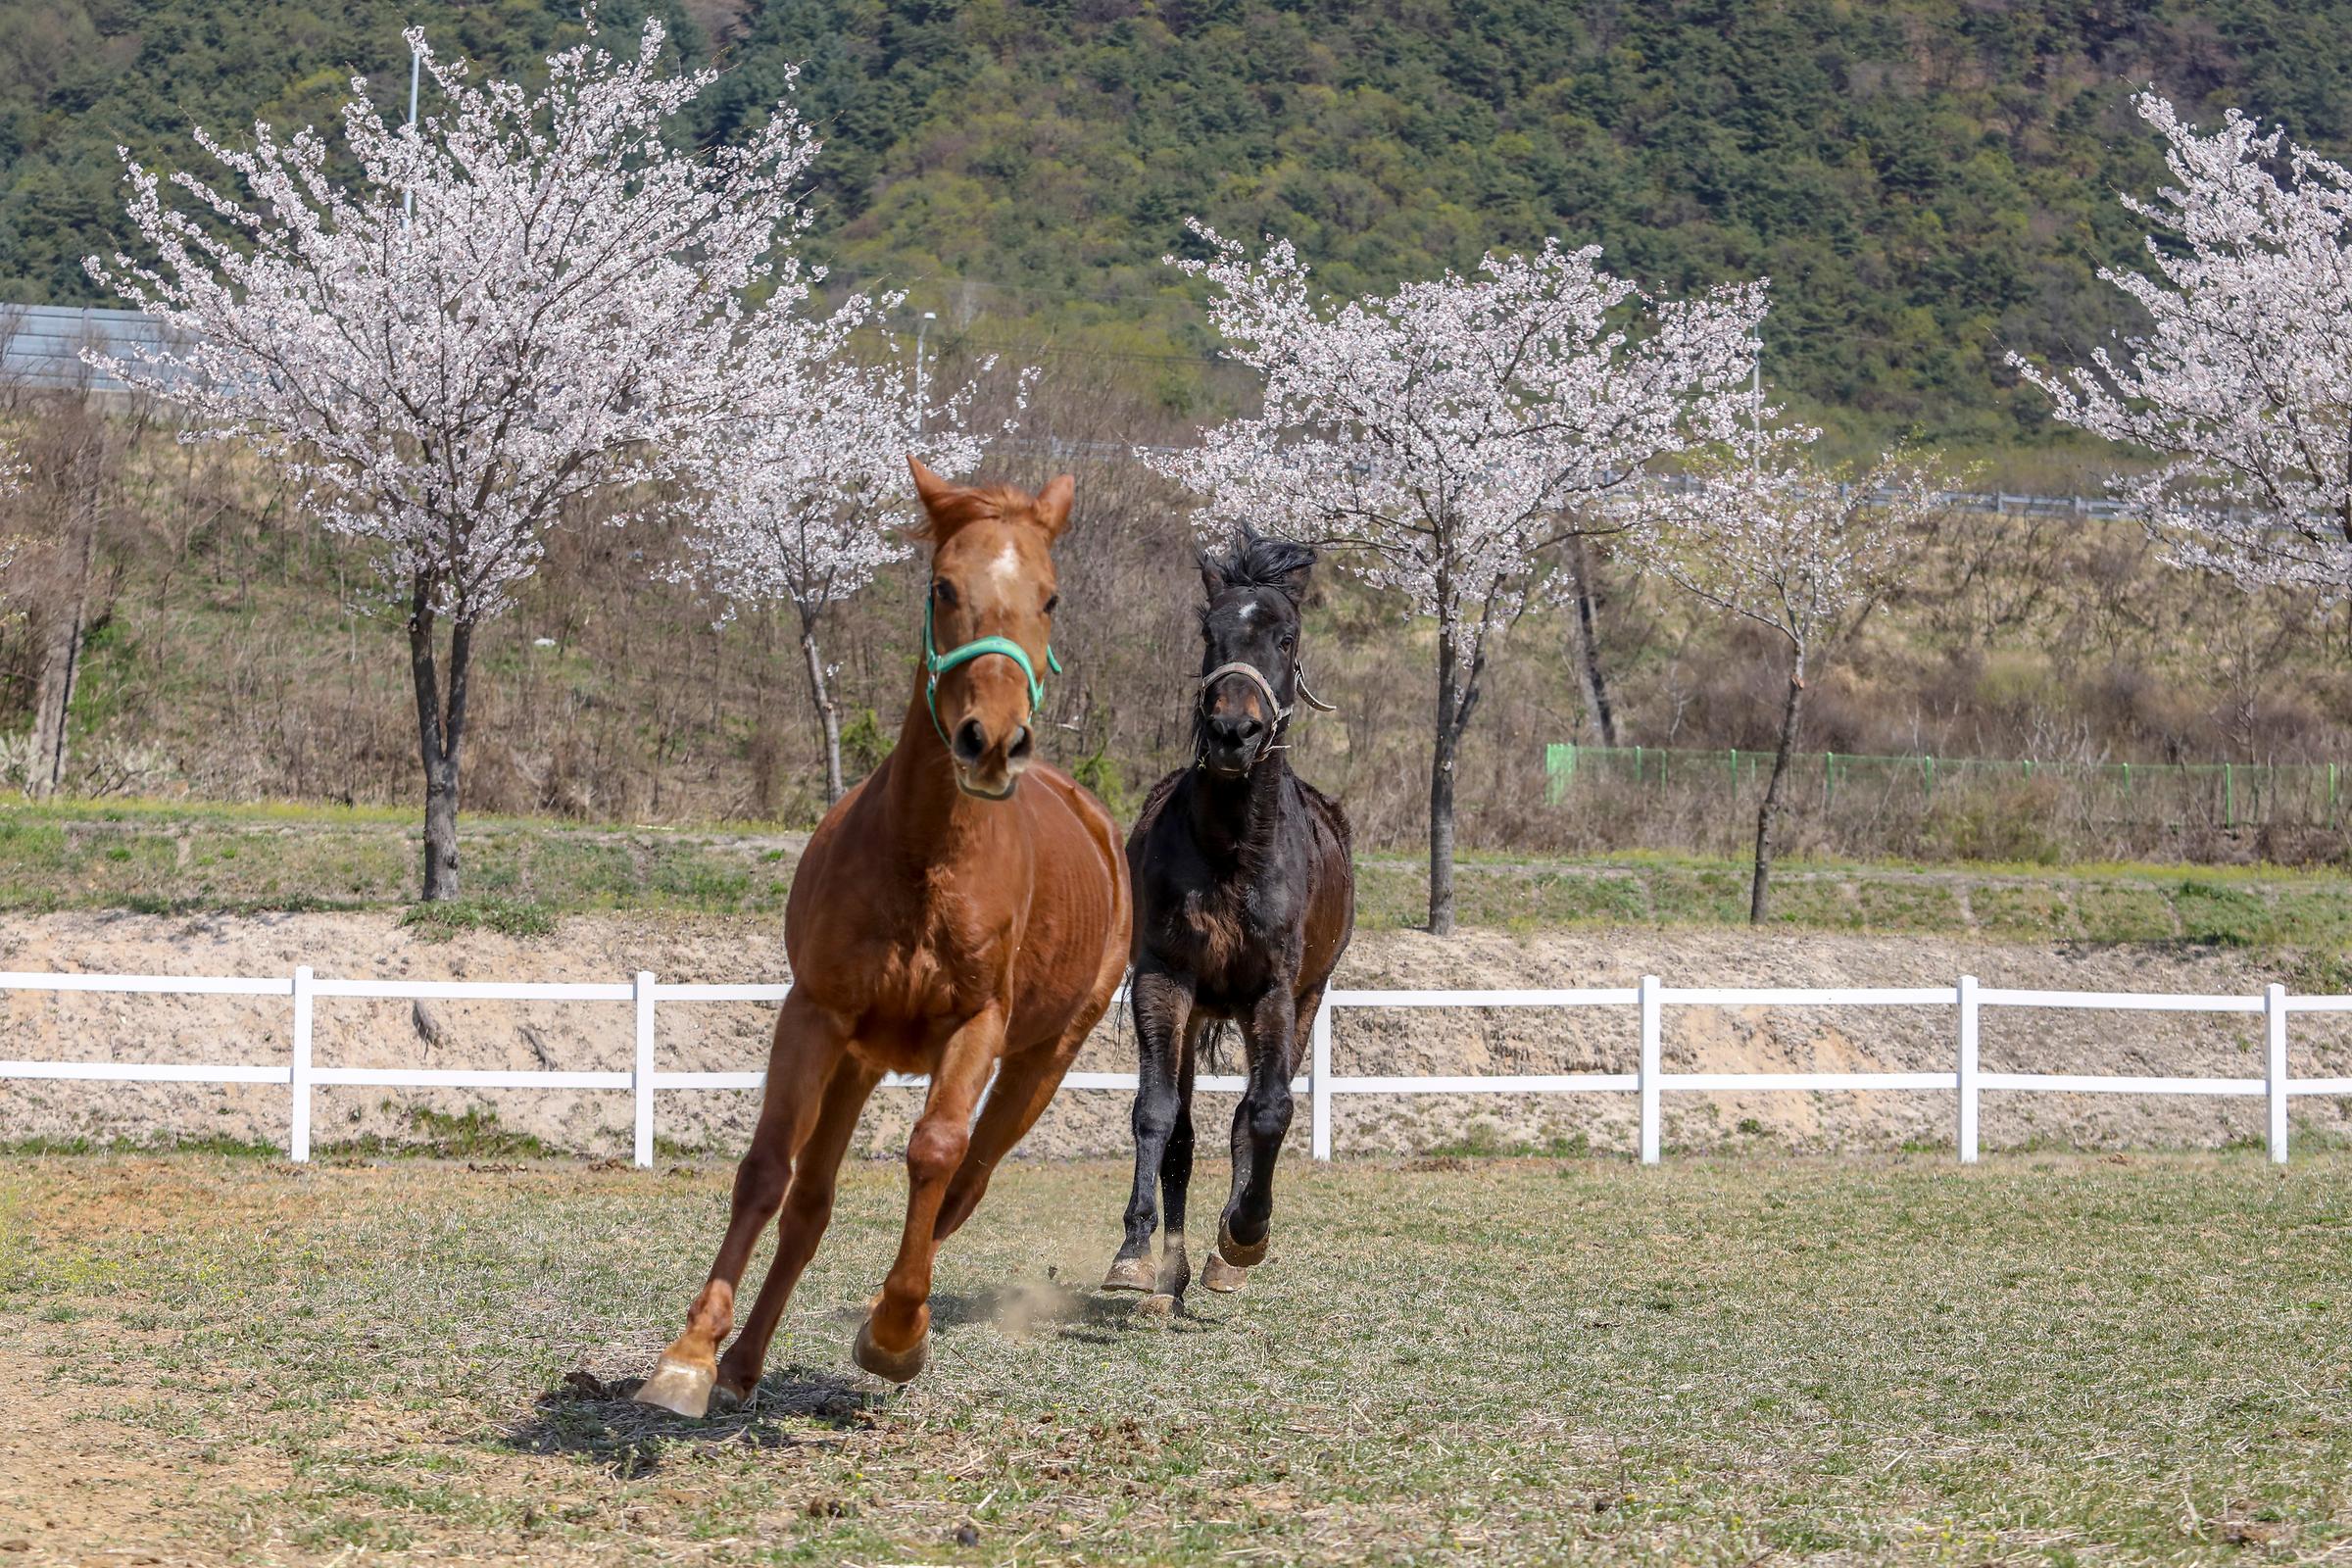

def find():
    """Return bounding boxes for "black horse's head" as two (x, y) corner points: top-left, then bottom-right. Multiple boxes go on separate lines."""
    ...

(1194, 527), (1317, 776)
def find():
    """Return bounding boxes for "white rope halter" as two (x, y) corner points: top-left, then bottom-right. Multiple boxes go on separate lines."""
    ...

(1197, 660), (1337, 770)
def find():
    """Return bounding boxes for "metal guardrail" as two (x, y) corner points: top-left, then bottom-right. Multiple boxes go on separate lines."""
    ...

(0, 303), (183, 393)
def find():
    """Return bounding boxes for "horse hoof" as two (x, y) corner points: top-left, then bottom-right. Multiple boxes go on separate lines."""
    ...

(1102, 1255), (1156, 1293)
(853, 1318), (929, 1385)
(634, 1351), (716, 1419)
(1137, 1293), (1177, 1317)
(1217, 1215), (1269, 1268)
(1201, 1252), (1250, 1293)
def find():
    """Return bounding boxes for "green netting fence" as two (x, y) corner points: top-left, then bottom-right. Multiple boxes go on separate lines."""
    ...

(1544, 742), (2348, 833)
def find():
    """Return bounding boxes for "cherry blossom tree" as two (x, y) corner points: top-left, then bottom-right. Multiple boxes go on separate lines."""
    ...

(2012, 92), (2352, 595)
(1146, 221), (1765, 934)
(1642, 426), (1945, 922)
(674, 316), (1009, 805)
(85, 17), (820, 899)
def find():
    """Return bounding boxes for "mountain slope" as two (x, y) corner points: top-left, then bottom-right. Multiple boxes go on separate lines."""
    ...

(8, 0), (2352, 438)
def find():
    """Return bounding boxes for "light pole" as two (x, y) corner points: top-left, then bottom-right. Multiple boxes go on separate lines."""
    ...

(403, 42), (421, 222)
(913, 310), (936, 437)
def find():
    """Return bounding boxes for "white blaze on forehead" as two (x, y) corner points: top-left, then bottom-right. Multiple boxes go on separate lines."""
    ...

(986, 541), (1023, 586)
(1239, 602), (1257, 624)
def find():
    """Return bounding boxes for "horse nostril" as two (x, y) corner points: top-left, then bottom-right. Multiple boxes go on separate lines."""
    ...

(1005, 725), (1034, 765)
(952, 717), (988, 766)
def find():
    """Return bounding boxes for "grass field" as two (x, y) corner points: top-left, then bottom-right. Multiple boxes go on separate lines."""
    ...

(3, 1152), (2349, 1564)
(8, 797), (2352, 956)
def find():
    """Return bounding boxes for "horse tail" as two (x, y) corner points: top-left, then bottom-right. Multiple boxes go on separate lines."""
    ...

(1197, 1017), (1233, 1078)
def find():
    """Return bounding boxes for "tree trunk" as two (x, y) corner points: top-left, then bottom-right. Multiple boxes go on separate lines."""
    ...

(24, 506), (99, 800)
(409, 578), (474, 903)
(800, 609), (844, 806)
(1564, 534), (1619, 745)
(1749, 660), (1807, 925)
(1429, 622), (1461, 937)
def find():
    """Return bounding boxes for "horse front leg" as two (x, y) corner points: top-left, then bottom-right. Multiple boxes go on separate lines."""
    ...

(1217, 987), (1297, 1272)
(1153, 1017), (1202, 1299)
(853, 1007), (1003, 1385)
(638, 991), (853, 1418)
(1104, 965), (1193, 1295)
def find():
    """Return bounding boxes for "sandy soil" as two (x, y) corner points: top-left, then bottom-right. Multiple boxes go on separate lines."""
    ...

(0, 910), (2340, 1160)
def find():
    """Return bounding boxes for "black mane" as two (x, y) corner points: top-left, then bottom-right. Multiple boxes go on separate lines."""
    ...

(1202, 528), (1316, 604)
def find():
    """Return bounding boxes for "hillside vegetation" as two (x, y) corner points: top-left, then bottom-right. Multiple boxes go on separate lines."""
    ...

(8, 2), (2352, 873)
(15, 800), (2352, 986)
(10, 0), (2352, 441)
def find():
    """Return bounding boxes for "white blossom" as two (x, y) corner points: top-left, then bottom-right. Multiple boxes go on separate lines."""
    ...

(1144, 220), (1765, 638)
(81, 13), (823, 896)
(1145, 220), (1765, 932)
(84, 14), (819, 623)
(1642, 425), (1945, 672)
(2011, 91), (2352, 594)
(673, 312), (1006, 623)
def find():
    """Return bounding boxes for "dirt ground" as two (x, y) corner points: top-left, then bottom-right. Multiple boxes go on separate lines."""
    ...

(0, 909), (2341, 1160)
(3, 1154), (2350, 1566)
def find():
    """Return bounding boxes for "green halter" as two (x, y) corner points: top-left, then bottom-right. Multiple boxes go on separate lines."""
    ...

(923, 596), (1063, 745)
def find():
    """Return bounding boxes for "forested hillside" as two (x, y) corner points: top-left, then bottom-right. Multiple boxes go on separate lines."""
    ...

(10, 0), (2352, 443)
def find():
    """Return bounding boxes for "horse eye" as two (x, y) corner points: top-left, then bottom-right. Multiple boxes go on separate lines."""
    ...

(1044, 593), (1059, 614)
(932, 580), (957, 607)
(1279, 634), (1296, 653)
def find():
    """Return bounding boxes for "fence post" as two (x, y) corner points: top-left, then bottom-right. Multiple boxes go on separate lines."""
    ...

(1956, 974), (1979, 1164)
(1638, 974), (1661, 1165)
(633, 971), (657, 1169)
(289, 965), (313, 1163)
(2267, 982), (2288, 1165)
(1310, 994), (1333, 1161)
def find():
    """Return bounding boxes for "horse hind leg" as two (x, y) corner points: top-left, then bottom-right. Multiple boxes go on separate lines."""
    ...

(708, 1055), (881, 1409)
(637, 994), (850, 1418)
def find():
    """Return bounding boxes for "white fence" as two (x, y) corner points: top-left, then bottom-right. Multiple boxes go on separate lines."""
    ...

(0, 967), (2336, 1165)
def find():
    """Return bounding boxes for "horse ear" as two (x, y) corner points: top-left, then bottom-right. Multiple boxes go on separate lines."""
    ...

(1197, 546), (1226, 602)
(1274, 543), (1317, 606)
(1035, 473), (1075, 539)
(907, 455), (958, 514)
(907, 454), (989, 542)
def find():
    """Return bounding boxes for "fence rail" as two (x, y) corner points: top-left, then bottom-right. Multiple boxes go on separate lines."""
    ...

(0, 967), (2339, 1166)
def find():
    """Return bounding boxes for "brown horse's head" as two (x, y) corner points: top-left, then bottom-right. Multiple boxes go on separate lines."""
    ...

(908, 456), (1074, 800)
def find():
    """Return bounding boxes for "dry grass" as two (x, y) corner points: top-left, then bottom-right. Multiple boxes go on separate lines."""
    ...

(3, 1152), (2350, 1564)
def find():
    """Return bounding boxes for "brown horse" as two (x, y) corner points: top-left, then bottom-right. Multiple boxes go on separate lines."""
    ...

(636, 460), (1131, 1415)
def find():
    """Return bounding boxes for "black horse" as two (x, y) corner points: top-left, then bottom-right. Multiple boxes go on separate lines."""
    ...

(1102, 528), (1355, 1304)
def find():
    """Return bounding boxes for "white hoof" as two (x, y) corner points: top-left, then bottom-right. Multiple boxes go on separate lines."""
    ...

(634, 1351), (716, 1419)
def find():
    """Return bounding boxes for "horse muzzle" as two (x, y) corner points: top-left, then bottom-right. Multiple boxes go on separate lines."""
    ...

(949, 714), (1034, 799)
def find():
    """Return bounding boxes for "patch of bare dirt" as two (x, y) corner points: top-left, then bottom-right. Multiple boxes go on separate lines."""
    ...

(0, 1341), (292, 1565)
